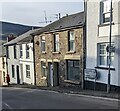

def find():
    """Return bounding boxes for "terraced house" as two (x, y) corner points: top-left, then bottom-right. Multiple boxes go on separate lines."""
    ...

(33, 12), (85, 87)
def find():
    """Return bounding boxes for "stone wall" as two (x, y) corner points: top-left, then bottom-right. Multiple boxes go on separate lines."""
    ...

(34, 28), (84, 87)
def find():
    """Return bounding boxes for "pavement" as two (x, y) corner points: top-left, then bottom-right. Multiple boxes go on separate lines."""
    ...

(2, 84), (120, 100)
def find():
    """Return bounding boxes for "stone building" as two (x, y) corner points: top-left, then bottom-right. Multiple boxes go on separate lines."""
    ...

(33, 12), (85, 87)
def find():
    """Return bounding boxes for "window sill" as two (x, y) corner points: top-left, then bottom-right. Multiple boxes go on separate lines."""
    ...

(66, 51), (76, 54)
(41, 51), (46, 54)
(95, 66), (115, 71)
(98, 22), (114, 27)
(52, 52), (60, 54)
(64, 80), (80, 84)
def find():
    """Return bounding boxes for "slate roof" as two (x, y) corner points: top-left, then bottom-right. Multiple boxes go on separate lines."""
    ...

(33, 11), (84, 35)
(4, 28), (40, 46)
(4, 11), (84, 46)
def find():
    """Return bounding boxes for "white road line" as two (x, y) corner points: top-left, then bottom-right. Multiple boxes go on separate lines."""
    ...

(3, 102), (13, 111)
(65, 93), (119, 102)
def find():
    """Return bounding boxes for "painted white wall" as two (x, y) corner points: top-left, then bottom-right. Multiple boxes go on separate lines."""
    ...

(7, 45), (20, 84)
(19, 43), (34, 85)
(7, 43), (34, 85)
(86, 0), (120, 86)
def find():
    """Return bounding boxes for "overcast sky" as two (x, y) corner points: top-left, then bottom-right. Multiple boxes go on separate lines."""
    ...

(0, 1), (83, 26)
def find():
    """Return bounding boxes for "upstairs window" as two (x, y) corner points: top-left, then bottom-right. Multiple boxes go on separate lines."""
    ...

(14, 45), (17, 59)
(26, 44), (29, 58)
(20, 45), (23, 58)
(100, 0), (112, 24)
(6, 46), (9, 58)
(68, 31), (75, 51)
(54, 34), (60, 52)
(41, 36), (46, 52)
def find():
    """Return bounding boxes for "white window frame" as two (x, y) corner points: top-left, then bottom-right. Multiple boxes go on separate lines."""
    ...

(26, 44), (30, 58)
(41, 62), (46, 77)
(20, 45), (23, 58)
(97, 43), (115, 68)
(14, 45), (17, 59)
(41, 36), (46, 52)
(54, 34), (60, 52)
(68, 31), (75, 51)
(26, 65), (30, 78)
(100, 0), (112, 24)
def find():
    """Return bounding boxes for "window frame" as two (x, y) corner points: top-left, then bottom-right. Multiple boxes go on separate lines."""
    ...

(14, 45), (17, 59)
(41, 36), (46, 52)
(67, 60), (80, 81)
(97, 43), (115, 68)
(12, 65), (15, 78)
(100, 0), (113, 24)
(26, 65), (30, 78)
(20, 45), (23, 58)
(26, 44), (30, 59)
(54, 33), (60, 52)
(68, 31), (75, 51)
(41, 62), (46, 77)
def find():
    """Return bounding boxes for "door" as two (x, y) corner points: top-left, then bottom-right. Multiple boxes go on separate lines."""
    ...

(16, 65), (20, 84)
(49, 64), (53, 86)
(54, 62), (59, 86)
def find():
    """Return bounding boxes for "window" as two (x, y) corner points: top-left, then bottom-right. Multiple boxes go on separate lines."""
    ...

(100, 0), (112, 24)
(54, 34), (60, 52)
(14, 45), (17, 59)
(3, 71), (6, 82)
(20, 45), (23, 58)
(68, 31), (75, 51)
(12, 65), (15, 78)
(2, 57), (5, 69)
(41, 62), (46, 77)
(98, 43), (114, 67)
(67, 60), (80, 81)
(26, 44), (29, 58)
(6, 46), (9, 58)
(26, 65), (30, 78)
(41, 36), (46, 52)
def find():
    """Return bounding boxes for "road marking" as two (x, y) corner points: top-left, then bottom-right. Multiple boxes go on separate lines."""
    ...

(3, 102), (13, 111)
(65, 93), (119, 102)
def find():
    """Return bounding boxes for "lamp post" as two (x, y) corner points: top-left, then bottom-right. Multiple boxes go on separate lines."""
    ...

(107, 0), (112, 93)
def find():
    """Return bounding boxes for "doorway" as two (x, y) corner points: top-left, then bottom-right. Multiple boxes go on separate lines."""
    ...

(16, 65), (20, 84)
(48, 63), (53, 86)
(53, 62), (59, 86)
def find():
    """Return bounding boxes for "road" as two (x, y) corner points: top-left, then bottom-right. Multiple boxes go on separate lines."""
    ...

(2, 87), (119, 110)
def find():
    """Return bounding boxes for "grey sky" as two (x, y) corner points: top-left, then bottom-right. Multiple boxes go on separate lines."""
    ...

(1, 2), (83, 26)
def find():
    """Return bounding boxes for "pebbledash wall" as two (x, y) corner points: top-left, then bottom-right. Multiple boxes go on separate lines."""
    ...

(86, 0), (120, 90)
(34, 28), (84, 87)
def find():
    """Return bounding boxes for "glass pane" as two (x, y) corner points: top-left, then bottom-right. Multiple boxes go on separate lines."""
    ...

(70, 41), (74, 51)
(70, 31), (74, 40)
(68, 60), (73, 67)
(74, 61), (79, 67)
(41, 42), (45, 51)
(100, 56), (106, 65)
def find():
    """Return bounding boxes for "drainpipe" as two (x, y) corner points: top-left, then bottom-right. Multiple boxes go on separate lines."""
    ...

(81, 0), (87, 89)
(31, 34), (36, 85)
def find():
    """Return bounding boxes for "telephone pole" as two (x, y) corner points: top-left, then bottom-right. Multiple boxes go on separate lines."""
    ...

(107, 0), (112, 93)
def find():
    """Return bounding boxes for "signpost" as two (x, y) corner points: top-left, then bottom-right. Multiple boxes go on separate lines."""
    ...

(85, 68), (97, 90)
